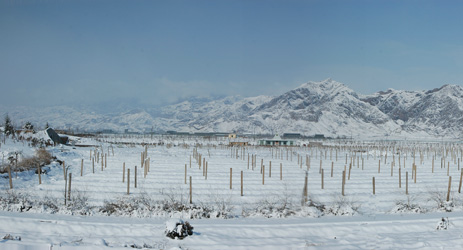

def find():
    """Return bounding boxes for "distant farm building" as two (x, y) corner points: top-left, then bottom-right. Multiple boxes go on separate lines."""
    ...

(228, 133), (237, 139)
(229, 141), (248, 146)
(259, 134), (295, 146)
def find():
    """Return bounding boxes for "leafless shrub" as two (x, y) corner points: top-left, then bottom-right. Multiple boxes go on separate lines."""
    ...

(391, 195), (425, 214)
(12, 148), (53, 172)
(427, 188), (457, 212)
(323, 195), (360, 216)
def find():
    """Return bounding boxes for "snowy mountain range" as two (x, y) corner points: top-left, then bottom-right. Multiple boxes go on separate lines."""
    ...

(2, 78), (463, 139)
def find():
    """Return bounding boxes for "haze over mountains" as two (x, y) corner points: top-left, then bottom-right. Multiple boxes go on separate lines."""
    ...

(2, 79), (463, 139)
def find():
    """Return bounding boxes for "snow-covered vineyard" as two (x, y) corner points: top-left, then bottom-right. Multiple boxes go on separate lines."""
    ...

(2, 131), (463, 249)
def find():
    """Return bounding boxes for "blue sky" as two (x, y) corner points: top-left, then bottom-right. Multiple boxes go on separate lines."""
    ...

(1, 0), (462, 108)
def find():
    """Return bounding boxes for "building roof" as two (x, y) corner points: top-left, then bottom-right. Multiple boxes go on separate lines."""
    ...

(272, 134), (282, 140)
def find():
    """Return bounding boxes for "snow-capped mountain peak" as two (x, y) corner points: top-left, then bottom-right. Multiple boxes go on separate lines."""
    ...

(2, 79), (463, 139)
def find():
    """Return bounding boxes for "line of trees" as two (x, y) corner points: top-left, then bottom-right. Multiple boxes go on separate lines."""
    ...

(3, 114), (49, 136)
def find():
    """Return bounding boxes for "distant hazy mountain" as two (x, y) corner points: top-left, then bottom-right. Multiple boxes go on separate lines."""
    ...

(2, 79), (463, 139)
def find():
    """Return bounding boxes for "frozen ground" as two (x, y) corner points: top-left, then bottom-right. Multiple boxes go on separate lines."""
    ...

(1, 133), (463, 249)
(2, 211), (463, 249)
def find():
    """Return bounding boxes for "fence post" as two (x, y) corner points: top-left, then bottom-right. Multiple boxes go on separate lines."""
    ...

(372, 177), (375, 195)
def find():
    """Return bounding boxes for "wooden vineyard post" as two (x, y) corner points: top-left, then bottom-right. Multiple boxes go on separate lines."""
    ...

(348, 164), (352, 180)
(127, 169), (130, 195)
(144, 161), (147, 178)
(390, 162), (393, 177)
(135, 166), (137, 188)
(447, 176), (452, 202)
(141, 152), (144, 168)
(399, 167), (401, 188)
(205, 162), (208, 180)
(105, 154), (107, 168)
(321, 169), (324, 189)
(185, 164), (187, 184)
(269, 161), (272, 178)
(262, 165), (265, 185)
(378, 160), (381, 173)
(92, 158), (94, 174)
(406, 171), (409, 195)
(241, 171), (243, 196)
(459, 169), (463, 193)
(67, 173), (72, 201)
(189, 176), (192, 204)
(342, 170), (346, 196)
(372, 177), (375, 195)
(122, 163), (125, 183)
(302, 171), (308, 205)
(247, 154), (249, 169)
(8, 164), (13, 189)
(280, 163), (282, 180)
(432, 157), (434, 173)
(331, 162), (334, 177)
(80, 159), (83, 176)
(230, 168), (232, 189)
(38, 164), (41, 185)
(414, 165), (417, 183)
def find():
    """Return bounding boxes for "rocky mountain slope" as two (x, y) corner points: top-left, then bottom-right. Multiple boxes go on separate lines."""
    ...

(2, 79), (463, 139)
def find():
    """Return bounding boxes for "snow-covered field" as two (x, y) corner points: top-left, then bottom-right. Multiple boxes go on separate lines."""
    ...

(2, 132), (463, 249)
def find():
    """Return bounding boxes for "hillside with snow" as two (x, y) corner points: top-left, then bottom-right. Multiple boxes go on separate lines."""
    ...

(2, 79), (463, 139)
